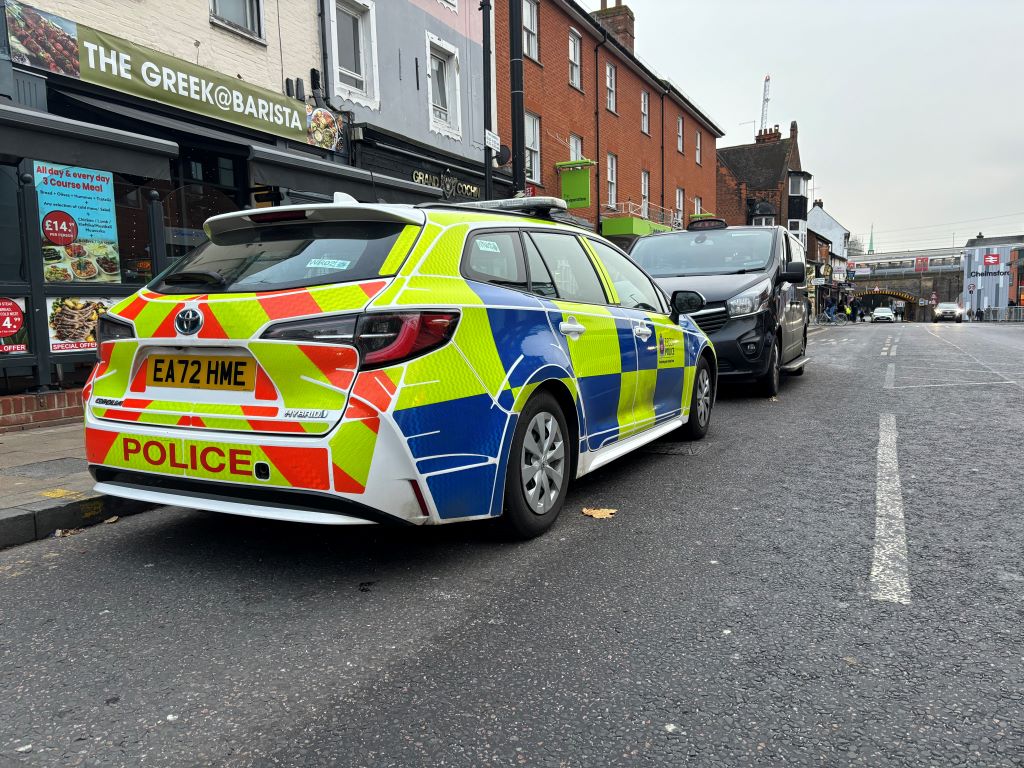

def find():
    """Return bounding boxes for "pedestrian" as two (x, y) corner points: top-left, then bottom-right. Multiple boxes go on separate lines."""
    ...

(850, 298), (860, 324)
(825, 295), (836, 320)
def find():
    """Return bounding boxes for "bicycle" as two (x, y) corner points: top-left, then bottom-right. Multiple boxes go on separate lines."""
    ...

(814, 312), (847, 326)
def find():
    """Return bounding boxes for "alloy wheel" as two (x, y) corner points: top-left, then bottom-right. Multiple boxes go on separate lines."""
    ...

(520, 412), (565, 515)
(695, 367), (712, 427)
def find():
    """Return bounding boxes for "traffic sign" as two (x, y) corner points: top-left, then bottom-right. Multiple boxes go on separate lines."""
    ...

(811, 277), (825, 286)
(968, 282), (976, 294)
(484, 129), (501, 153)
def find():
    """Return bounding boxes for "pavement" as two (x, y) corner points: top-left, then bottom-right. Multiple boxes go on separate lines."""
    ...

(0, 424), (151, 550)
(0, 322), (1022, 766)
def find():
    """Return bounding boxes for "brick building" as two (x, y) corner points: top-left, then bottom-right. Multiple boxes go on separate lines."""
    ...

(495, 0), (723, 243)
(717, 121), (812, 245)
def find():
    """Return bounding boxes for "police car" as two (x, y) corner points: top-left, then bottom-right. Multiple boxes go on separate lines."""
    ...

(85, 197), (715, 538)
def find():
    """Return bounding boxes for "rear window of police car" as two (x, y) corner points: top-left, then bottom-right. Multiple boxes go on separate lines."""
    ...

(153, 222), (406, 294)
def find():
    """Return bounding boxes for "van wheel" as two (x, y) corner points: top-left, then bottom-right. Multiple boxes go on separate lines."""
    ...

(682, 356), (713, 440)
(757, 337), (781, 397)
(501, 392), (570, 539)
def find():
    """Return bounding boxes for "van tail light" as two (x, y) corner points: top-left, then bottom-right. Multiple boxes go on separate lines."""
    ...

(261, 311), (459, 369)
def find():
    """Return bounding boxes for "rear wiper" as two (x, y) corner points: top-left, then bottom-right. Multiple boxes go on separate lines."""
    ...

(163, 270), (227, 287)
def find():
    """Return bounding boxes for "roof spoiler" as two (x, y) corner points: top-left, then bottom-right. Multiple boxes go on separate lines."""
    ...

(204, 203), (425, 243)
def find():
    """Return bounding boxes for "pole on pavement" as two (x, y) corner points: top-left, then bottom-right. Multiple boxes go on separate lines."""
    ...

(480, 0), (493, 200)
(509, 0), (525, 194)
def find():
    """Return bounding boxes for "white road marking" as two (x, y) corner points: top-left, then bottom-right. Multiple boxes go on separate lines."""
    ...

(889, 344), (898, 356)
(924, 327), (1024, 391)
(884, 363), (895, 390)
(870, 413), (910, 604)
(888, 380), (1023, 390)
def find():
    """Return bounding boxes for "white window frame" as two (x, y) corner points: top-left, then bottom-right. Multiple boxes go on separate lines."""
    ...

(674, 187), (685, 226)
(695, 129), (702, 165)
(605, 62), (617, 112)
(426, 32), (462, 139)
(752, 216), (775, 226)
(640, 170), (650, 218)
(607, 152), (617, 208)
(788, 218), (807, 246)
(568, 29), (582, 89)
(523, 0), (540, 61)
(641, 91), (650, 134)
(676, 115), (683, 153)
(694, 195), (702, 215)
(435, 0), (457, 10)
(525, 111), (541, 183)
(210, 0), (264, 39)
(789, 175), (808, 196)
(569, 133), (583, 162)
(327, 0), (379, 110)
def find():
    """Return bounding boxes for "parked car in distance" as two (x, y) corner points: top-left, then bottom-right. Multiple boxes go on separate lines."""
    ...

(871, 307), (895, 323)
(629, 218), (808, 397)
(933, 302), (963, 323)
(83, 197), (716, 540)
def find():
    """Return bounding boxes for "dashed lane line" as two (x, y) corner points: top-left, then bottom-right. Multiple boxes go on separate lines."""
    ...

(870, 413), (910, 605)
(884, 363), (895, 390)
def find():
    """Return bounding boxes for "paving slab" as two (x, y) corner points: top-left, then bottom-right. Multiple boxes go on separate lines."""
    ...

(0, 423), (154, 550)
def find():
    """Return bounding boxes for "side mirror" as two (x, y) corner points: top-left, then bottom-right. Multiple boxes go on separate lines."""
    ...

(782, 261), (806, 285)
(672, 290), (706, 316)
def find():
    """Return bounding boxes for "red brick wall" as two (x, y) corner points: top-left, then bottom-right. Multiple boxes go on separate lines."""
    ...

(495, 0), (716, 228)
(716, 161), (747, 226)
(0, 389), (84, 432)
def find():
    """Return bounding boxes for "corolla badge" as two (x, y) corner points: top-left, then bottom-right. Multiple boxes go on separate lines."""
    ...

(174, 308), (204, 336)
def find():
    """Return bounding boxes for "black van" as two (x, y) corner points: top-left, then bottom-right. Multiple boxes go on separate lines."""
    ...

(631, 219), (808, 396)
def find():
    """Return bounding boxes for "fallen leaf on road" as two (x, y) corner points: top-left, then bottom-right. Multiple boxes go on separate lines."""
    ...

(769, 396), (779, 402)
(55, 528), (84, 538)
(103, 516), (119, 524)
(582, 507), (617, 519)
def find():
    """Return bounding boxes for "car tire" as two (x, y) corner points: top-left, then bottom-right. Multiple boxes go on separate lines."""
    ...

(956, 317), (963, 323)
(500, 392), (571, 539)
(681, 356), (713, 440)
(932, 317), (938, 323)
(757, 336), (781, 397)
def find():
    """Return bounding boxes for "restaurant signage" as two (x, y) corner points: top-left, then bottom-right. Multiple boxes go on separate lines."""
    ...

(411, 169), (480, 200)
(5, 1), (340, 149)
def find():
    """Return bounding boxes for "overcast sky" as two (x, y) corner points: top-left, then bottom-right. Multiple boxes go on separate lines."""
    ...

(580, 0), (1024, 253)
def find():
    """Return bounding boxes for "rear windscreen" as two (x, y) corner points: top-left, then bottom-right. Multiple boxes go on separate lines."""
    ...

(151, 222), (408, 294)
(630, 229), (775, 277)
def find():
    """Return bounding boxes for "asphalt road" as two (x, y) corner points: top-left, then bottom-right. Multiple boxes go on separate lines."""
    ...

(1, 322), (1022, 767)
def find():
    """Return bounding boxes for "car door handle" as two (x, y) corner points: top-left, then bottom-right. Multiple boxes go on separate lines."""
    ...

(633, 324), (652, 341)
(559, 317), (586, 339)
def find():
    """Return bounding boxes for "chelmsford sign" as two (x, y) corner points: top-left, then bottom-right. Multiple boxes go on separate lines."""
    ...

(5, 1), (336, 148)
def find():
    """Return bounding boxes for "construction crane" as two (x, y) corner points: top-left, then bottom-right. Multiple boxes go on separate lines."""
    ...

(759, 74), (771, 132)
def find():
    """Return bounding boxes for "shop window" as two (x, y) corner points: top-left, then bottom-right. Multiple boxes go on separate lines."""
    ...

(210, 0), (263, 38)
(427, 33), (461, 139)
(33, 159), (164, 287)
(164, 150), (245, 261)
(330, 0), (379, 110)
(0, 166), (26, 283)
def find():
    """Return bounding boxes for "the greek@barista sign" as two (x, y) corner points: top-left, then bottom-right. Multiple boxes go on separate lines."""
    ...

(411, 169), (480, 200)
(5, 1), (333, 147)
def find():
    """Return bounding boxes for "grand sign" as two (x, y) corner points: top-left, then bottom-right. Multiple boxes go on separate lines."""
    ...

(411, 169), (480, 200)
(5, 1), (338, 149)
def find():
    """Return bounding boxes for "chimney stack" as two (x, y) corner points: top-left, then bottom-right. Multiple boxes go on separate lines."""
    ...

(790, 120), (798, 140)
(754, 125), (782, 144)
(592, 0), (635, 52)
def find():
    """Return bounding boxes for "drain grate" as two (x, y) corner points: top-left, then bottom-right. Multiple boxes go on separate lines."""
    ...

(641, 441), (708, 457)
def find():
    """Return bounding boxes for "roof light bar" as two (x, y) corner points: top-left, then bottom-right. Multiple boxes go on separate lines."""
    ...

(450, 197), (569, 215)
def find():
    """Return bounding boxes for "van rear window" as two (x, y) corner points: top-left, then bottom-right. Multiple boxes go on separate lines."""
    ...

(152, 222), (408, 294)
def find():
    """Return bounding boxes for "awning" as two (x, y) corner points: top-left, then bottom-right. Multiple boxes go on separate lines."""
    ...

(248, 144), (441, 204)
(0, 102), (177, 179)
(57, 90), (442, 204)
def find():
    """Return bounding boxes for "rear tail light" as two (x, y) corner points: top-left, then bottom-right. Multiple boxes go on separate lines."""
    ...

(261, 311), (459, 368)
(248, 210), (310, 224)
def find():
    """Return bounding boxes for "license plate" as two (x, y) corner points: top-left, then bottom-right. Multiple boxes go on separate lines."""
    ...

(146, 355), (256, 391)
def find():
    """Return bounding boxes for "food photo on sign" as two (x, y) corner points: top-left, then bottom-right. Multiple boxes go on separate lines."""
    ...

(46, 297), (113, 353)
(34, 160), (122, 285)
(0, 298), (30, 354)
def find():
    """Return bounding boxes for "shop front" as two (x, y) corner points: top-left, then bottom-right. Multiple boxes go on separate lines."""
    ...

(0, 1), (440, 399)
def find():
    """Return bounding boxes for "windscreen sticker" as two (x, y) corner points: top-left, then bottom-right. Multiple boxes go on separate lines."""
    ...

(306, 258), (352, 270)
(475, 240), (502, 253)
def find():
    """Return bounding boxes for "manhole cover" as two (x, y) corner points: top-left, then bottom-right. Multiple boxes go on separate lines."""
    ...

(8, 457), (88, 479)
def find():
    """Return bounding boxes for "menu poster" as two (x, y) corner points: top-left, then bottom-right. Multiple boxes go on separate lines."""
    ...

(34, 160), (122, 284)
(46, 296), (114, 353)
(0, 298), (29, 354)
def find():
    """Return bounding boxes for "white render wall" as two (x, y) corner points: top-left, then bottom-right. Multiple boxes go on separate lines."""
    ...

(25, 0), (320, 96)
